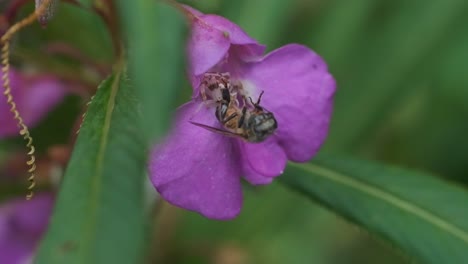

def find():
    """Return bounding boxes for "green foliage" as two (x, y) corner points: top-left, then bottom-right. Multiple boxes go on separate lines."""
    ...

(2, 0), (468, 263)
(224, 0), (299, 47)
(75, 0), (93, 8)
(115, 0), (186, 142)
(34, 1), (186, 262)
(280, 156), (468, 264)
(316, 0), (468, 152)
(35, 71), (147, 264)
(21, 1), (114, 62)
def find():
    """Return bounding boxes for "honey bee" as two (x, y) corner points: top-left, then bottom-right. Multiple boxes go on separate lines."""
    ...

(192, 73), (278, 143)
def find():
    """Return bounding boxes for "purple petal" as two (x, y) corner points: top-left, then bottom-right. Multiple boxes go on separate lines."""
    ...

(0, 193), (54, 264)
(0, 70), (66, 138)
(235, 141), (273, 185)
(149, 101), (243, 220)
(187, 13), (265, 91)
(22, 76), (66, 128)
(201, 15), (264, 48)
(8, 193), (54, 235)
(201, 15), (266, 63)
(239, 137), (287, 179)
(242, 44), (336, 162)
(229, 44), (266, 64)
(188, 18), (231, 77)
(240, 152), (273, 185)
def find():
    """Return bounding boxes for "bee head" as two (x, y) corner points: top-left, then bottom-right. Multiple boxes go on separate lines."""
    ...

(247, 112), (278, 142)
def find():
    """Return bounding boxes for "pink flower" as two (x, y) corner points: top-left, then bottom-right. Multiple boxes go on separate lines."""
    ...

(149, 7), (336, 219)
(0, 193), (53, 264)
(0, 69), (66, 138)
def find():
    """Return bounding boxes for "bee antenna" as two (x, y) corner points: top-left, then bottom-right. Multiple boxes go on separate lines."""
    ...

(256, 91), (265, 105)
(248, 96), (255, 106)
(248, 91), (265, 110)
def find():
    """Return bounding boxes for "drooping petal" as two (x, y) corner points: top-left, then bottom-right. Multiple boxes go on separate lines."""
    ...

(241, 44), (336, 162)
(0, 70), (66, 138)
(149, 101), (243, 220)
(238, 137), (287, 180)
(0, 193), (53, 264)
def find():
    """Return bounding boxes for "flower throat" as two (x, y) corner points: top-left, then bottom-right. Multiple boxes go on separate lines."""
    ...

(190, 72), (278, 143)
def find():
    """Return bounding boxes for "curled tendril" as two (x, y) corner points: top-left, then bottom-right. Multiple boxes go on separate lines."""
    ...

(1, 0), (53, 200)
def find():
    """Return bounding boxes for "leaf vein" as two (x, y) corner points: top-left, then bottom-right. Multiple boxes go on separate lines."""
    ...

(295, 163), (468, 244)
(82, 70), (122, 262)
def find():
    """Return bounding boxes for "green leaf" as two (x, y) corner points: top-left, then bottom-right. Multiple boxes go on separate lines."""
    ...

(35, 69), (147, 264)
(115, 0), (185, 142)
(230, 0), (299, 46)
(280, 156), (468, 264)
(311, 0), (379, 65)
(319, 0), (467, 151)
(75, 0), (92, 8)
(22, 2), (114, 63)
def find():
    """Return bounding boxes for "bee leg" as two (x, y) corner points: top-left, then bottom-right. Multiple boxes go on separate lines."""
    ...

(221, 112), (238, 124)
(220, 87), (231, 103)
(238, 107), (247, 128)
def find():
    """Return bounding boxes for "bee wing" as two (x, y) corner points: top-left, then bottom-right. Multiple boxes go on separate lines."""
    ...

(189, 121), (246, 139)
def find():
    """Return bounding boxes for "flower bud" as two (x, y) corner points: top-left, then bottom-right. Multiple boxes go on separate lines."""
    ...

(35, 0), (58, 26)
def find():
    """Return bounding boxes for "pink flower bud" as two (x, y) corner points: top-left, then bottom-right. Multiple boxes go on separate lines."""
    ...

(35, 0), (58, 27)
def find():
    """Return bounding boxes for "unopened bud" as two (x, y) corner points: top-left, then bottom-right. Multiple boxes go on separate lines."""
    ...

(35, 0), (58, 27)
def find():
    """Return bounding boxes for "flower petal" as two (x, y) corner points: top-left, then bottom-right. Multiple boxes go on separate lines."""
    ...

(201, 15), (264, 47)
(235, 141), (272, 185)
(149, 101), (243, 220)
(0, 193), (53, 264)
(243, 168), (273, 185)
(200, 15), (265, 64)
(187, 14), (265, 92)
(0, 70), (66, 138)
(188, 17), (231, 77)
(242, 165), (273, 185)
(242, 44), (336, 162)
(8, 193), (54, 235)
(22, 76), (66, 128)
(239, 137), (287, 179)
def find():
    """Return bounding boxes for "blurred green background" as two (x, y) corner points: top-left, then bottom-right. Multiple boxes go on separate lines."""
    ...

(2, 0), (468, 263)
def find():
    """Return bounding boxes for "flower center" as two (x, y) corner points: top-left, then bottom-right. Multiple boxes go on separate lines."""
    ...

(199, 72), (256, 106)
(193, 72), (278, 143)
